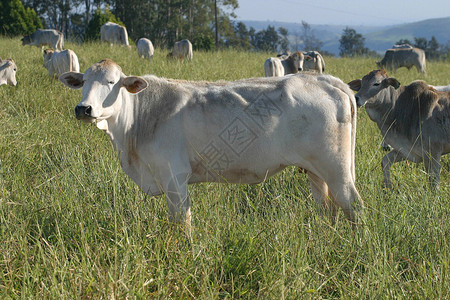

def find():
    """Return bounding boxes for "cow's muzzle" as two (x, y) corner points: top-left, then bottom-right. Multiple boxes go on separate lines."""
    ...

(75, 105), (94, 120)
(355, 95), (363, 107)
(298, 67), (303, 71)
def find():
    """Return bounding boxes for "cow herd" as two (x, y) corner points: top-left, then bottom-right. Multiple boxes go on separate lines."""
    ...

(1, 25), (449, 235)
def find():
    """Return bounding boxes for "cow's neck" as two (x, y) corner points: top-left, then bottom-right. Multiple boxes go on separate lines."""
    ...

(365, 86), (403, 135)
(101, 89), (137, 153)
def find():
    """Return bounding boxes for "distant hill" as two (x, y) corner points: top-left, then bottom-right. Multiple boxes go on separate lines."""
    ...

(240, 17), (450, 55)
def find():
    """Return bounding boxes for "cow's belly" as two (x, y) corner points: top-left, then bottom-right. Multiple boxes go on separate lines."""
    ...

(189, 159), (288, 184)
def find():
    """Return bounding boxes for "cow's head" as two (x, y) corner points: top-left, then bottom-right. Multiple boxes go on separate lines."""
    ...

(348, 69), (400, 107)
(21, 35), (31, 46)
(43, 49), (54, 69)
(289, 51), (306, 72)
(0, 58), (18, 86)
(59, 59), (148, 124)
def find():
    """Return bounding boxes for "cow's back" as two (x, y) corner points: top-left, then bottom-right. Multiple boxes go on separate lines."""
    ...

(173, 39), (193, 60)
(137, 38), (154, 59)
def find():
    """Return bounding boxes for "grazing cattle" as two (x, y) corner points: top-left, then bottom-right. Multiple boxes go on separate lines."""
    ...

(432, 85), (450, 92)
(59, 59), (362, 235)
(43, 49), (79, 77)
(376, 47), (426, 74)
(349, 70), (450, 189)
(264, 51), (306, 77)
(100, 22), (129, 47)
(168, 39), (193, 61)
(137, 38), (154, 59)
(21, 29), (64, 51)
(303, 51), (325, 74)
(0, 58), (17, 86)
(391, 44), (413, 49)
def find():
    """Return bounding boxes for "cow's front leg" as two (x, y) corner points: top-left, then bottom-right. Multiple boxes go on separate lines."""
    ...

(164, 171), (192, 238)
(424, 152), (441, 190)
(381, 150), (407, 188)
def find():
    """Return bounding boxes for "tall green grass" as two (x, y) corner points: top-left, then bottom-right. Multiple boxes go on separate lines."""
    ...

(0, 37), (448, 298)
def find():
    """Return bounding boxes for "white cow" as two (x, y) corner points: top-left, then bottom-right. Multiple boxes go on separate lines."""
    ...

(21, 29), (64, 51)
(349, 69), (450, 189)
(302, 51), (325, 74)
(264, 51), (306, 77)
(391, 44), (413, 49)
(59, 59), (362, 235)
(137, 38), (154, 59)
(43, 49), (80, 77)
(168, 39), (193, 60)
(0, 58), (17, 86)
(432, 85), (450, 92)
(100, 22), (129, 47)
(377, 47), (426, 74)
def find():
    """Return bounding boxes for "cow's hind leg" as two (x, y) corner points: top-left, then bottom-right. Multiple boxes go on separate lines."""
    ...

(307, 171), (337, 219)
(424, 151), (441, 190)
(381, 150), (408, 188)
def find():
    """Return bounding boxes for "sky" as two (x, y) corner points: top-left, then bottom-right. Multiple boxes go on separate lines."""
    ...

(235, 0), (450, 26)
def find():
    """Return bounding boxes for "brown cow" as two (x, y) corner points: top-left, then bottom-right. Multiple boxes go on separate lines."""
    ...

(349, 70), (450, 189)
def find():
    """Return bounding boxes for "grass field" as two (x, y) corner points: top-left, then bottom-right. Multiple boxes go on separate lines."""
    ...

(0, 36), (449, 298)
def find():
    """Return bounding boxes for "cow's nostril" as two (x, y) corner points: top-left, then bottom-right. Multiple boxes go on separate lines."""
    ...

(85, 106), (92, 116)
(75, 105), (93, 118)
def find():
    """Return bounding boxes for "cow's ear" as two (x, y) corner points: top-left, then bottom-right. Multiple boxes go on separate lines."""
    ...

(304, 55), (313, 61)
(122, 76), (148, 94)
(383, 77), (400, 89)
(348, 79), (361, 91)
(59, 72), (84, 89)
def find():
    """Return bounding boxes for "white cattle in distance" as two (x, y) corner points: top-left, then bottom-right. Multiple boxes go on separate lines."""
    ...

(167, 39), (193, 61)
(59, 59), (362, 235)
(391, 44), (413, 49)
(100, 22), (129, 47)
(43, 49), (80, 77)
(302, 51), (326, 74)
(0, 58), (17, 86)
(264, 51), (306, 77)
(377, 47), (426, 74)
(432, 85), (450, 92)
(21, 29), (64, 51)
(349, 69), (450, 189)
(137, 38), (154, 60)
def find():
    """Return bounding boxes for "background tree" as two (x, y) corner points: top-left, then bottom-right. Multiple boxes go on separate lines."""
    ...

(0, 0), (42, 36)
(395, 38), (412, 46)
(298, 20), (323, 51)
(339, 27), (369, 57)
(278, 27), (289, 52)
(413, 37), (428, 50)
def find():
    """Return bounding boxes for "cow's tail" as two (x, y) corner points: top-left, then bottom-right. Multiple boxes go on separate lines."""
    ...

(58, 32), (64, 50)
(320, 54), (325, 72)
(347, 88), (357, 182)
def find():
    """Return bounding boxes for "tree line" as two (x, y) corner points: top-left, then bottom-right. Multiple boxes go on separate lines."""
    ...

(1, 0), (448, 59)
(0, 0), (297, 51)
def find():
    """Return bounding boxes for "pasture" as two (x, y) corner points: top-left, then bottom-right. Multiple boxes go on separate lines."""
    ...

(0, 36), (449, 298)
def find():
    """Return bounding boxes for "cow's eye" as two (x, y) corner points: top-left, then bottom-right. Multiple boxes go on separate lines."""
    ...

(13, 68), (17, 72)
(373, 83), (380, 86)
(108, 81), (115, 85)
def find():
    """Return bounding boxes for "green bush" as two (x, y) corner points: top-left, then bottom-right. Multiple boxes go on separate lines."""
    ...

(0, 0), (42, 36)
(192, 34), (216, 51)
